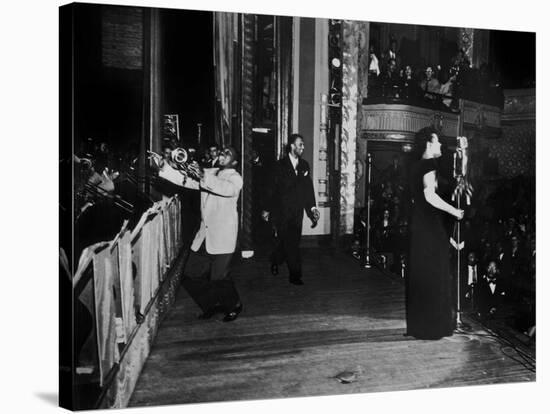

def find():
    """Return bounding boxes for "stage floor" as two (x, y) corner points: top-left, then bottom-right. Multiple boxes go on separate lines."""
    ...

(129, 246), (535, 407)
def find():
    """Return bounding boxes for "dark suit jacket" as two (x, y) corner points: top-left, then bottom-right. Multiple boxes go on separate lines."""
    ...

(267, 155), (316, 225)
(496, 251), (513, 283)
(475, 276), (506, 315)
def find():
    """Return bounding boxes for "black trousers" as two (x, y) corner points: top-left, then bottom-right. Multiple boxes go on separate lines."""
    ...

(271, 215), (303, 281)
(183, 252), (240, 313)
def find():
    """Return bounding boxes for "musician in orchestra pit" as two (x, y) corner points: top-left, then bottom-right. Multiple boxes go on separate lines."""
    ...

(155, 146), (243, 322)
(162, 144), (176, 167)
(202, 144), (221, 168)
(87, 159), (116, 196)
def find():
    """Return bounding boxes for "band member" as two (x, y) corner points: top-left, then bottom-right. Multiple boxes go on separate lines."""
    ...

(203, 144), (221, 168)
(262, 134), (320, 285)
(156, 146), (243, 322)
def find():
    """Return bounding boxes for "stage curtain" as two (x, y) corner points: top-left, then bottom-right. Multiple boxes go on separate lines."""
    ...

(213, 12), (239, 143)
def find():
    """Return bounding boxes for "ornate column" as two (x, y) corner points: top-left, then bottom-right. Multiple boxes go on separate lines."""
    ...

(339, 20), (361, 235)
(240, 14), (255, 255)
(458, 28), (475, 65)
(354, 21), (370, 210)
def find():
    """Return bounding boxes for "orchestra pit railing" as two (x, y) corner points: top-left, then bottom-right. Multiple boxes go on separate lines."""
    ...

(70, 195), (184, 409)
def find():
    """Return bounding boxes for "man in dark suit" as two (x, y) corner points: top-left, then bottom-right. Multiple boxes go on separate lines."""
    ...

(382, 38), (401, 71)
(262, 134), (320, 285)
(474, 260), (507, 318)
(380, 58), (400, 97)
(454, 250), (479, 312)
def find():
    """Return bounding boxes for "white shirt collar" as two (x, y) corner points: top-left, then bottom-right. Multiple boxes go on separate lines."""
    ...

(289, 153), (299, 170)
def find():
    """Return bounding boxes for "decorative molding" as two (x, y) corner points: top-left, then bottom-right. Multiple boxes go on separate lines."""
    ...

(360, 103), (459, 140)
(462, 100), (501, 130)
(502, 89), (535, 123)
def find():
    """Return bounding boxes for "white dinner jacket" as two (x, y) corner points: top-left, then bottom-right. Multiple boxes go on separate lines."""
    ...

(159, 164), (242, 254)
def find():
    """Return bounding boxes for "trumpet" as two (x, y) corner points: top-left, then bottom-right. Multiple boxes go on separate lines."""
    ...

(148, 148), (203, 180)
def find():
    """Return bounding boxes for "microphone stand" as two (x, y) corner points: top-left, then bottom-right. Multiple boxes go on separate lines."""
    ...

(363, 153), (373, 268)
(454, 191), (468, 330)
(453, 141), (471, 331)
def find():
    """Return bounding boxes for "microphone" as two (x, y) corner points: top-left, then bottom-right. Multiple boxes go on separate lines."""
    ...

(453, 136), (469, 178)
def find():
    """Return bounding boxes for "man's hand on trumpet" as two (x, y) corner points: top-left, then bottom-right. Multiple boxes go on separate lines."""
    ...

(183, 161), (204, 181)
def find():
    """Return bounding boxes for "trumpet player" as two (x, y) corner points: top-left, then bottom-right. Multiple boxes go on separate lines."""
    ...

(162, 144), (176, 168)
(154, 146), (244, 322)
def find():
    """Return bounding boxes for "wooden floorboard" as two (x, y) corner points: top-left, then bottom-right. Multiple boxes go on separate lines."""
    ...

(128, 247), (535, 407)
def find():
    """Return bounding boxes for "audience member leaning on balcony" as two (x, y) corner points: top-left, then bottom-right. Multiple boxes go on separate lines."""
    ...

(440, 68), (458, 109)
(399, 65), (420, 100)
(368, 44), (381, 77)
(382, 38), (401, 70)
(419, 65), (441, 100)
(380, 58), (400, 97)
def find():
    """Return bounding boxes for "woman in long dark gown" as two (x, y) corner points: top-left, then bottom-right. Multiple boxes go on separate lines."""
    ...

(406, 127), (464, 339)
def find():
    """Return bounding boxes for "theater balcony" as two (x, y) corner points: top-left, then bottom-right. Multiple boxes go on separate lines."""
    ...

(360, 95), (503, 151)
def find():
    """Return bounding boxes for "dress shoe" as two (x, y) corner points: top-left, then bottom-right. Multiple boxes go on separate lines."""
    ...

(222, 303), (243, 322)
(270, 263), (279, 275)
(289, 279), (304, 286)
(197, 304), (223, 320)
(197, 308), (217, 320)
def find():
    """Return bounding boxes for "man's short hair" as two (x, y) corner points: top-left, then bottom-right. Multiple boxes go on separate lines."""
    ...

(285, 133), (304, 153)
(288, 133), (303, 147)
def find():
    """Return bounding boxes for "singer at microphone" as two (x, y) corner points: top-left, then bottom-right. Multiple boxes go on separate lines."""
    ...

(405, 127), (464, 340)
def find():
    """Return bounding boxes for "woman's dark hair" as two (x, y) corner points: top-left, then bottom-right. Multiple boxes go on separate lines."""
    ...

(414, 126), (438, 159)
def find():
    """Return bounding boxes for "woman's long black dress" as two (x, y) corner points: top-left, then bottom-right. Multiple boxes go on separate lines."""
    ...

(406, 158), (455, 339)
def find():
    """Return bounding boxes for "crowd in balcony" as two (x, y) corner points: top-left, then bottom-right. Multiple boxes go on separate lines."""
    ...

(366, 39), (504, 109)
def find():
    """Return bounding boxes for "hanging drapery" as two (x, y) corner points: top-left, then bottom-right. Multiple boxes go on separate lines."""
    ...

(213, 12), (239, 144)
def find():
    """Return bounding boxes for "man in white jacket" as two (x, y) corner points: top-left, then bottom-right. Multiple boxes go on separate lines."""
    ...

(157, 146), (243, 322)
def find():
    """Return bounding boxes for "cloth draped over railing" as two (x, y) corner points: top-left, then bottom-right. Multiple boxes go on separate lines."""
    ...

(73, 195), (182, 387)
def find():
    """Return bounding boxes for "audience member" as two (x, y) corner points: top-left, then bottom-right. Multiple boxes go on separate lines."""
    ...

(475, 260), (507, 319)
(419, 65), (441, 99)
(380, 58), (400, 97)
(368, 44), (380, 77)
